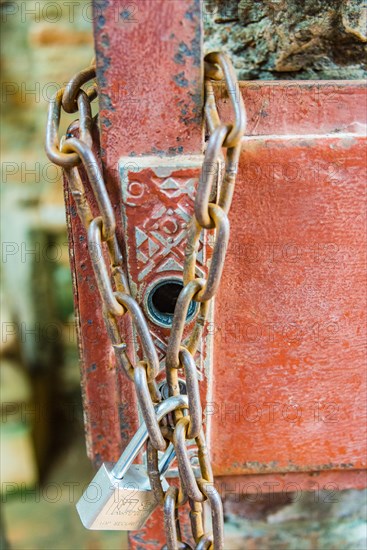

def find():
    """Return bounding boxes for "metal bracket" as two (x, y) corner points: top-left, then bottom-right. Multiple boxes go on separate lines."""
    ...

(119, 155), (214, 442)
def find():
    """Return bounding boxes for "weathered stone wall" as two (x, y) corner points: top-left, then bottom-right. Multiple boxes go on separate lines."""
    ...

(204, 0), (367, 79)
(223, 489), (367, 549)
(1, 0), (94, 369)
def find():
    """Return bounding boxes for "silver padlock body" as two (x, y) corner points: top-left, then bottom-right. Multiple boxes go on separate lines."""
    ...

(76, 462), (169, 530)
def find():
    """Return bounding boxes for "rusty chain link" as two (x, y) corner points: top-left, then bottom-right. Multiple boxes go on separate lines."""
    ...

(45, 51), (246, 550)
(162, 52), (245, 549)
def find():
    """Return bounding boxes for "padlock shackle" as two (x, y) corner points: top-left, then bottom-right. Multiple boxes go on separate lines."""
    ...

(112, 395), (188, 479)
(158, 444), (176, 477)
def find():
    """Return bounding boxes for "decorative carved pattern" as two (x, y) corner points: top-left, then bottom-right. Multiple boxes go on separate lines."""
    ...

(125, 175), (206, 281)
(120, 157), (212, 380)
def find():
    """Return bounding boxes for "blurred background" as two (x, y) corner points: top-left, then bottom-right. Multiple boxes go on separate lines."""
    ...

(0, 1), (124, 547)
(0, 1), (366, 549)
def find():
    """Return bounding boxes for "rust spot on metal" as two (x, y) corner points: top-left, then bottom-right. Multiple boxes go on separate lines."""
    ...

(100, 115), (112, 128)
(174, 41), (193, 65)
(173, 71), (189, 88)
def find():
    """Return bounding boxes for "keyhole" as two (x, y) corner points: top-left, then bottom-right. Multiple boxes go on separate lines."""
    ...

(147, 279), (197, 327)
(152, 282), (182, 315)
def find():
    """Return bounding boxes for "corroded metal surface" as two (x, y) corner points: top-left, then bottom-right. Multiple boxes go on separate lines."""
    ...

(94, 0), (203, 165)
(212, 132), (366, 475)
(64, 126), (138, 465)
(67, 0), (203, 467)
(208, 80), (367, 478)
(119, 158), (212, 390)
(216, 80), (366, 136)
(92, 2), (204, 547)
(54, 1), (367, 547)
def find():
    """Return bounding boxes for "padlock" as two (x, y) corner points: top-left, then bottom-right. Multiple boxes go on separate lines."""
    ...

(76, 394), (188, 530)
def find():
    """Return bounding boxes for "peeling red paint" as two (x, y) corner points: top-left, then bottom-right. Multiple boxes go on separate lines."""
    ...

(213, 134), (366, 476)
(61, 2), (367, 547)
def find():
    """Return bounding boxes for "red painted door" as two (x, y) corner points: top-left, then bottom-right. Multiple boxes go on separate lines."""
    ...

(64, 0), (366, 547)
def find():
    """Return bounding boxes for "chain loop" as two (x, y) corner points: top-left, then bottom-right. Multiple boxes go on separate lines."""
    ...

(162, 487), (193, 550)
(62, 138), (116, 240)
(173, 417), (213, 503)
(45, 88), (92, 168)
(204, 80), (221, 135)
(195, 124), (229, 229)
(114, 292), (160, 380)
(146, 439), (166, 504)
(179, 348), (202, 440)
(103, 308), (134, 379)
(134, 363), (167, 451)
(204, 52), (246, 149)
(166, 279), (205, 371)
(184, 205), (230, 302)
(88, 218), (124, 316)
(189, 500), (205, 544)
(196, 536), (213, 550)
(62, 65), (97, 113)
(217, 144), (242, 215)
(63, 166), (94, 227)
(196, 480), (224, 550)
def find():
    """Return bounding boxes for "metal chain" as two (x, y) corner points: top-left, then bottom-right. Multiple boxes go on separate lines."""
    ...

(164, 52), (245, 550)
(45, 51), (246, 550)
